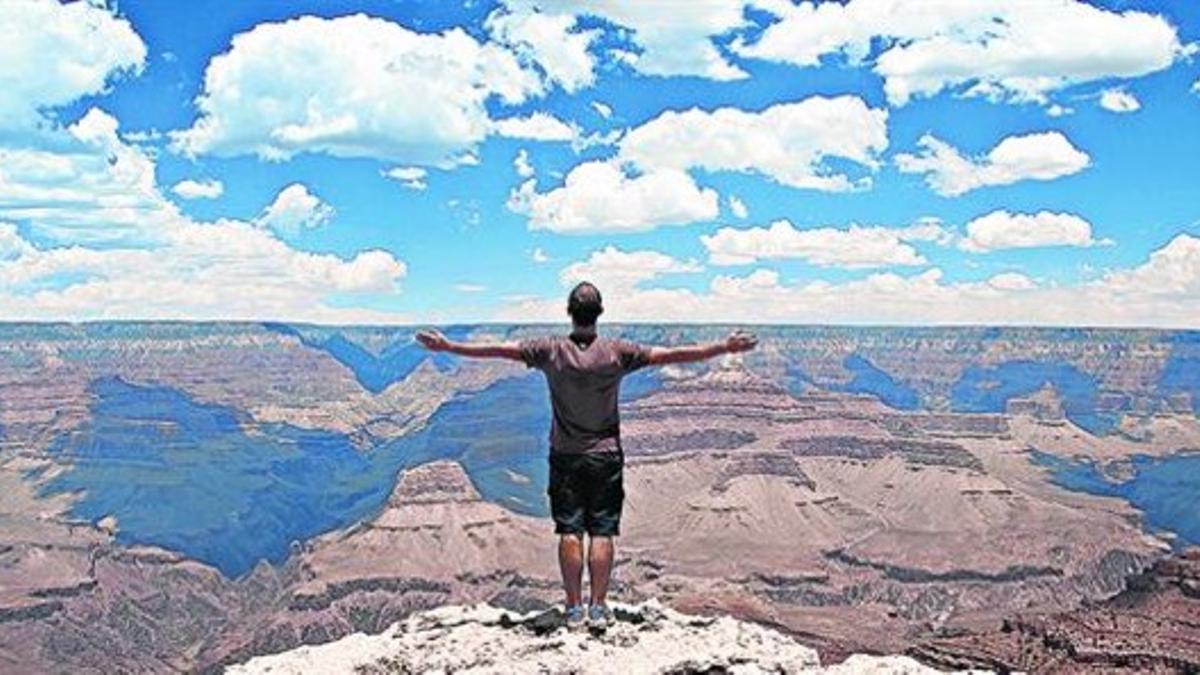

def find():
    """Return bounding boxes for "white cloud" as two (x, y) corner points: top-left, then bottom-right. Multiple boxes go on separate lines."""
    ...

(900, 218), (956, 246)
(728, 195), (749, 219)
(959, 210), (1103, 253)
(506, 97), (895, 234)
(570, 128), (624, 153)
(121, 129), (163, 142)
(492, 112), (577, 141)
(896, 132), (1090, 197)
(591, 101), (613, 119)
(171, 179), (224, 200)
(0, 0), (146, 131)
(1046, 104), (1074, 118)
(737, 0), (1184, 106)
(531, 247), (550, 263)
(383, 166), (428, 190)
(485, 6), (599, 92)
(0, 219), (406, 322)
(171, 14), (543, 165)
(702, 220), (934, 268)
(0, 223), (33, 261)
(0, 108), (180, 245)
(619, 95), (888, 191)
(514, 149), (535, 178)
(255, 184), (334, 234)
(1101, 234), (1200, 296)
(1099, 88), (1141, 113)
(1193, 79), (1200, 94)
(559, 245), (702, 291)
(454, 283), (487, 293)
(495, 234), (1200, 328)
(501, 0), (750, 81)
(987, 272), (1037, 291)
(507, 161), (719, 234)
(0, 110), (407, 322)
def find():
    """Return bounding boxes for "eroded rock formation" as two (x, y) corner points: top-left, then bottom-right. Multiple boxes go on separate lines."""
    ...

(911, 549), (1200, 673)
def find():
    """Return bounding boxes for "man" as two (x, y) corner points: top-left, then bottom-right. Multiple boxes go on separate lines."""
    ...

(415, 281), (757, 631)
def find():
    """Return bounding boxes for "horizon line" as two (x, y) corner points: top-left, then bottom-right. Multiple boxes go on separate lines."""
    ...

(0, 319), (1197, 332)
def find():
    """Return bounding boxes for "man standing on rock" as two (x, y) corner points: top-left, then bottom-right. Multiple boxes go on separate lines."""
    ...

(416, 282), (758, 631)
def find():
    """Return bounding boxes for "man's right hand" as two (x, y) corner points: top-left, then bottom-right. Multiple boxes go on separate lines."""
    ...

(724, 329), (758, 354)
(415, 329), (449, 352)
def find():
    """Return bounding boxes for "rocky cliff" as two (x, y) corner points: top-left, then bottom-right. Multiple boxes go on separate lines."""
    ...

(226, 599), (959, 674)
(910, 549), (1200, 673)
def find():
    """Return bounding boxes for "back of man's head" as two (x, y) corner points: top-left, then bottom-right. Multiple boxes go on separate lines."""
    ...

(567, 282), (603, 326)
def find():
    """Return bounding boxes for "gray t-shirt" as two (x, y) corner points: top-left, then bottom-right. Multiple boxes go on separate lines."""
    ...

(518, 334), (653, 454)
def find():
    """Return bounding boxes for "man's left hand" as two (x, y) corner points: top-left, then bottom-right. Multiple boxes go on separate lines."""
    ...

(416, 329), (450, 351)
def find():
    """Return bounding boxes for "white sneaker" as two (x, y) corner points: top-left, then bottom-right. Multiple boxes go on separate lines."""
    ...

(564, 603), (586, 630)
(587, 603), (612, 632)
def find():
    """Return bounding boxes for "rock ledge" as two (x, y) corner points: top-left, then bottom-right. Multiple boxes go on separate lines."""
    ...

(226, 599), (967, 674)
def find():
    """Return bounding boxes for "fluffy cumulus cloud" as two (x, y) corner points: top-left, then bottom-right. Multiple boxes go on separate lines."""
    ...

(507, 161), (719, 234)
(0, 0), (146, 130)
(485, 6), (600, 92)
(383, 167), (428, 190)
(1099, 88), (1141, 113)
(895, 131), (1090, 197)
(959, 210), (1104, 253)
(0, 107), (406, 321)
(171, 179), (224, 200)
(987, 272), (1037, 291)
(0, 218), (406, 321)
(560, 245), (702, 291)
(496, 234), (1200, 327)
(508, 95), (886, 233)
(171, 14), (543, 165)
(514, 149), (535, 179)
(491, 112), (577, 141)
(701, 220), (941, 268)
(737, 0), (1184, 106)
(0, 108), (180, 245)
(1101, 234), (1200, 297)
(255, 184), (334, 234)
(498, 0), (750, 81)
(620, 95), (888, 191)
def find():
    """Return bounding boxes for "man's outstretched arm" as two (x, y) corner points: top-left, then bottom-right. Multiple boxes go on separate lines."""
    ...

(645, 329), (758, 366)
(415, 329), (524, 361)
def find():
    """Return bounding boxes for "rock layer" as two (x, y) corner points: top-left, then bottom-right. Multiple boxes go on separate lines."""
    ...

(911, 549), (1200, 673)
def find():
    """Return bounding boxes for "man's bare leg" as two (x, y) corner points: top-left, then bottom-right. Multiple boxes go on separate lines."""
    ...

(587, 535), (614, 606)
(558, 533), (585, 606)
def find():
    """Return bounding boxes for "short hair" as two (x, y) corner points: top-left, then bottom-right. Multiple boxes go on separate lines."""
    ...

(567, 281), (603, 325)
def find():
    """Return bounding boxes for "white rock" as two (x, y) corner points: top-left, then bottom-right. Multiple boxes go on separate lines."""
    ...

(226, 599), (977, 674)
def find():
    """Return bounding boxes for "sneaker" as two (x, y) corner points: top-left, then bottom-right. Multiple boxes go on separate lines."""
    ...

(587, 603), (612, 632)
(564, 603), (586, 630)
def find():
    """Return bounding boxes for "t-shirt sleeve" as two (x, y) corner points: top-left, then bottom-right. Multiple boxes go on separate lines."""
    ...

(615, 339), (654, 374)
(517, 336), (552, 370)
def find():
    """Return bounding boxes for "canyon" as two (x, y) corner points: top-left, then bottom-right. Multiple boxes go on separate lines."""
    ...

(0, 323), (1196, 672)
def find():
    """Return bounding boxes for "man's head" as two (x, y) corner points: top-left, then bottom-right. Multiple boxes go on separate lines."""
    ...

(567, 281), (603, 327)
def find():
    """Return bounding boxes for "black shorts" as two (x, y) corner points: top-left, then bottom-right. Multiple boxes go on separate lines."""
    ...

(547, 451), (624, 536)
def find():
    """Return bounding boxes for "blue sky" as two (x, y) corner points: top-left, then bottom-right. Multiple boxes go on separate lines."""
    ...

(1, 0), (1198, 326)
